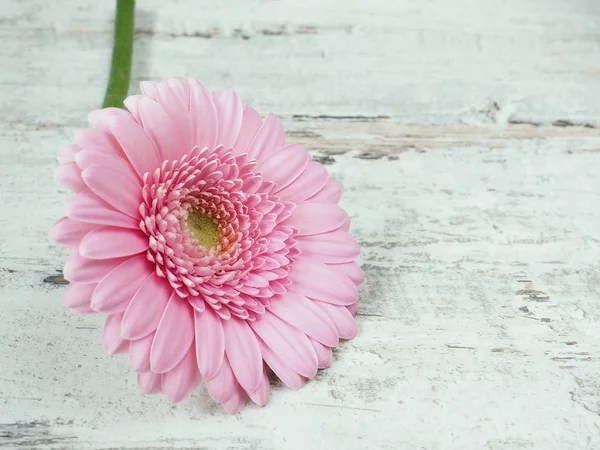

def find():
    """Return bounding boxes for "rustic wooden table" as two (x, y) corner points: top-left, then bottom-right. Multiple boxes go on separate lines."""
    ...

(2, 1), (600, 449)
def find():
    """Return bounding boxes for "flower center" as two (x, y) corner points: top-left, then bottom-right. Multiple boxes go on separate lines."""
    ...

(186, 210), (221, 250)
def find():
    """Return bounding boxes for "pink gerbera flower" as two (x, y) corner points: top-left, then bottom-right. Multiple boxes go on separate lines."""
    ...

(50, 79), (363, 413)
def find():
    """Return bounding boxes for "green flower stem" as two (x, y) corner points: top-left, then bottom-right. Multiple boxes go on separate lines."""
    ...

(102, 0), (136, 109)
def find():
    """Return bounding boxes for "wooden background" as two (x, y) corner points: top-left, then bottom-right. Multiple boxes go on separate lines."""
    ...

(2, 0), (600, 448)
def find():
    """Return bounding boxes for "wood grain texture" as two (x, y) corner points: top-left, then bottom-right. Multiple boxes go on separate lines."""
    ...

(2, 0), (600, 449)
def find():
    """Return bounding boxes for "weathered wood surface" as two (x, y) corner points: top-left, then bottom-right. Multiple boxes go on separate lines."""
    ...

(2, 0), (600, 449)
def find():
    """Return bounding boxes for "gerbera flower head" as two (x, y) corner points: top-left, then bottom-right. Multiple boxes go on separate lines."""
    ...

(50, 79), (363, 413)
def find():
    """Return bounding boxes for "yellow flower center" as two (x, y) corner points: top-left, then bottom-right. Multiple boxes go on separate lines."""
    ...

(186, 211), (220, 250)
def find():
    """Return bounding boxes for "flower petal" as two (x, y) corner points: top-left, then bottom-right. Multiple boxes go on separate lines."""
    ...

(75, 149), (139, 181)
(57, 144), (81, 164)
(223, 317), (263, 393)
(194, 308), (225, 380)
(259, 144), (310, 191)
(75, 128), (123, 157)
(81, 166), (142, 217)
(122, 272), (172, 340)
(123, 95), (143, 123)
(284, 202), (347, 237)
(249, 312), (318, 378)
(205, 355), (237, 403)
(309, 338), (333, 369)
(328, 261), (364, 286)
(88, 107), (132, 131)
(49, 217), (96, 248)
(307, 178), (342, 203)
(67, 191), (139, 229)
(80, 226), (148, 260)
(55, 163), (86, 192)
(155, 83), (192, 158)
(107, 116), (161, 179)
(222, 384), (247, 414)
(268, 292), (339, 347)
(138, 372), (162, 394)
(129, 332), (154, 372)
(296, 229), (360, 263)
(102, 313), (128, 354)
(259, 340), (306, 390)
(63, 282), (96, 310)
(276, 161), (329, 202)
(151, 293), (194, 373)
(139, 97), (182, 161)
(246, 113), (285, 162)
(213, 89), (243, 149)
(63, 250), (128, 283)
(189, 82), (218, 150)
(91, 254), (153, 313)
(247, 367), (270, 407)
(288, 258), (358, 306)
(234, 106), (262, 154)
(161, 345), (202, 403)
(314, 301), (357, 340)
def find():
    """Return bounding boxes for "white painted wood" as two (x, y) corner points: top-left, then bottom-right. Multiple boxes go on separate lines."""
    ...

(1, 0), (600, 449)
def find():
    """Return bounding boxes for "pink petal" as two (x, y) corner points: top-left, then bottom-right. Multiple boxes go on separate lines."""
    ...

(276, 161), (329, 202)
(309, 338), (333, 369)
(63, 282), (96, 309)
(234, 106), (262, 154)
(81, 166), (142, 217)
(107, 117), (161, 179)
(213, 89), (243, 149)
(102, 313), (128, 354)
(67, 191), (139, 229)
(63, 250), (128, 283)
(122, 272), (172, 339)
(123, 95), (143, 123)
(138, 97), (182, 161)
(314, 301), (357, 340)
(129, 332), (154, 372)
(80, 226), (148, 260)
(49, 217), (96, 248)
(140, 81), (158, 99)
(138, 372), (162, 394)
(259, 340), (306, 390)
(249, 312), (318, 378)
(194, 308), (225, 379)
(151, 293), (194, 373)
(88, 107), (132, 131)
(284, 202), (347, 237)
(296, 229), (360, 263)
(222, 385), (247, 414)
(55, 163), (86, 192)
(91, 254), (153, 313)
(347, 302), (358, 316)
(308, 178), (342, 203)
(288, 258), (358, 306)
(246, 113), (285, 162)
(167, 79), (190, 106)
(268, 292), (339, 347)
(223, 317), (263, 393)
(75, 149), (139, 181)
(328, 261), (364, 286)
(247, 367), (270, 407)
(57, 144), (81, 164)
(189, 83), (218, 150)
(155, 83), (192, 158)
(205, 355), (237, 403)
(161, 345), (202, 403)
(75, 128), (123, 157)
(259, 144), (310, 191)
